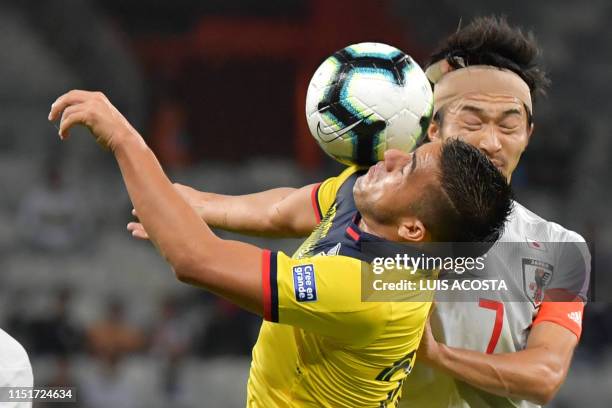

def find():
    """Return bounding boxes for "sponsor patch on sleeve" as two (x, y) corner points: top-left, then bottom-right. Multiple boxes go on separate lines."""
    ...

(293, 264), (317, 302)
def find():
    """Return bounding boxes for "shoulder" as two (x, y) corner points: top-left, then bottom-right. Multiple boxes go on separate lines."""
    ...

(277, 252), (365, 298)
(320, 166), (361, 188)
(277, 252), (385, 311)
(273, 252), (390, 344)
(506, 202), (591, 272)
(315, 166), (363, 216)
(506, 201), (587, 244)
(0, 329), (30, 368)
(0, 329), (33, 388)
(338, 165), (363, 181)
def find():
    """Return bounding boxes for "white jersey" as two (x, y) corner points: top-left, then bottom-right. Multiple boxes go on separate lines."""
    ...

(0, 329), (33, 408)
(401, 202), (591, 408)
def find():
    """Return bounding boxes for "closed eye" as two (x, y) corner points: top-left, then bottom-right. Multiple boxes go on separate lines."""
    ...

(499, 120), (521, 131)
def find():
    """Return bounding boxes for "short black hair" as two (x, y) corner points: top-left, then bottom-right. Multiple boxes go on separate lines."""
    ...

(429, 16), (550, 99)
(414, 139), (513, 243)
(429, 15), (549, 127)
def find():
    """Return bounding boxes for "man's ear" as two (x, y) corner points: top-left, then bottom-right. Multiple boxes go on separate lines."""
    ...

(428, 121), (442, 142)
(527, 123), (534, 141)
(398, 218), (427, 242)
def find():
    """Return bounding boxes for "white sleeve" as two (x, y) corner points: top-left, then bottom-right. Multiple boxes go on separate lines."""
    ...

(0, 329), (34, 388)
(550, 234), (591, 302)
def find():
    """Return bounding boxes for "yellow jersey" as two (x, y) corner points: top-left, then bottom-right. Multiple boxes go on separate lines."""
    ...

(247, 166), (433, 407)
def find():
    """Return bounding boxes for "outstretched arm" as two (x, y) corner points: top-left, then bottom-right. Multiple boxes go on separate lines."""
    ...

(128, 182), (319, 239)
(49, 90), (265, 315)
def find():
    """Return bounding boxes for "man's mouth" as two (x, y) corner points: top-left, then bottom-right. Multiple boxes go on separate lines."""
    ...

(368, 161), (384, 178)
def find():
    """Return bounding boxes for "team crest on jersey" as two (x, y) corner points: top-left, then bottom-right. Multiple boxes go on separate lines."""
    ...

(293, 264), (318, 302)
(526, 237), (547, 252)
(521, 258), (553, 307)
(325, 242), (341, 256)
(316, 242), (342, 257)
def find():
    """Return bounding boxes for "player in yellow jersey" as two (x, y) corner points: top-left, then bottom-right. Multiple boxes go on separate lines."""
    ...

(123, 17), (588, 408)
(49, 90), (512, 407)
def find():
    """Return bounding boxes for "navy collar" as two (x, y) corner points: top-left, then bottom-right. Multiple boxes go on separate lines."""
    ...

(345, 212), (439, 261)
(345, 212), (388, 244)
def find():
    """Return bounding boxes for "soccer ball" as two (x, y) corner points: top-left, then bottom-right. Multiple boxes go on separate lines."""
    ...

(305, 42), (433, 166)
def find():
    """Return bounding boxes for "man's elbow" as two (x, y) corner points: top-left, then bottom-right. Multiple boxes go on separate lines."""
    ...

(266, 208), (296, 237)
(528, 366), (564, 405)
(169, 253), (208, 286)
(530, 387), (557, 406)
(173, 264), (193, 284)
(267, 208), (312, 237)
(171, 260), (195, 284)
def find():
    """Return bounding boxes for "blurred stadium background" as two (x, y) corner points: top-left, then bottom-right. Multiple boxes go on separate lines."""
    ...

(0, 0), (610, 406)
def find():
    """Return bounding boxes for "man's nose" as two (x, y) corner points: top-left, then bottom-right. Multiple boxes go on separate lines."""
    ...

(478, 127), (503, 157)
(383, 149), (409, 172)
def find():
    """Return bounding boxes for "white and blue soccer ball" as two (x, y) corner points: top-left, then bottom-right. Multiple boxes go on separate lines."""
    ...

(306, 42), (433, 166)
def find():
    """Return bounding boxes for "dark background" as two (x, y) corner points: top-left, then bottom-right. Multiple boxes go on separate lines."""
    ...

(0, 0), (610, 406)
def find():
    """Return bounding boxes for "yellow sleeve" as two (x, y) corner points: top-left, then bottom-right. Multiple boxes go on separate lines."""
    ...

(311, 166), (360, 222)
(261, 250), (388, 345)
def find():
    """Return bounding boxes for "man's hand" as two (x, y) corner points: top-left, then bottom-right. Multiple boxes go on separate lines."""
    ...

(128, 183), (200, 240)
(49, 89), (265, 315)
(48, 90), (138, 151)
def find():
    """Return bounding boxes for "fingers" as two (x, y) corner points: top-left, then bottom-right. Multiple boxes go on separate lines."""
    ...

(127, 210), (147, 239)
(49, 91), (110, 140)
(49, 90), (101, 140)
(58, 109), (89, 140)
(57, 105), (82, 140)
(127, 222), (144, 232)
(48, 90), (96, 121)
(127, 222), (149, 240)
(131, 230), (149, 240)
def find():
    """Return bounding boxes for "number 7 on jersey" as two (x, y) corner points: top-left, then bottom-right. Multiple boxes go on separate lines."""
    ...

(478, 298), (504, 354)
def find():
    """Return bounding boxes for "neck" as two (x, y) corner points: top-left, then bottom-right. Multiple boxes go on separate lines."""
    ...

(359, 217), (399, 241)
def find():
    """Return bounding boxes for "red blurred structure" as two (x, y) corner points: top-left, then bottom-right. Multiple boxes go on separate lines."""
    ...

(135, 0), (423, 169)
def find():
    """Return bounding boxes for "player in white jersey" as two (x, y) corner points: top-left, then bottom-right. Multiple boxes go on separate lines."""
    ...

(126, 16), (589, 408)
(402, 203), (589, 408)
(0, 329), (34, 408)
(399, 16), (590, 407)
